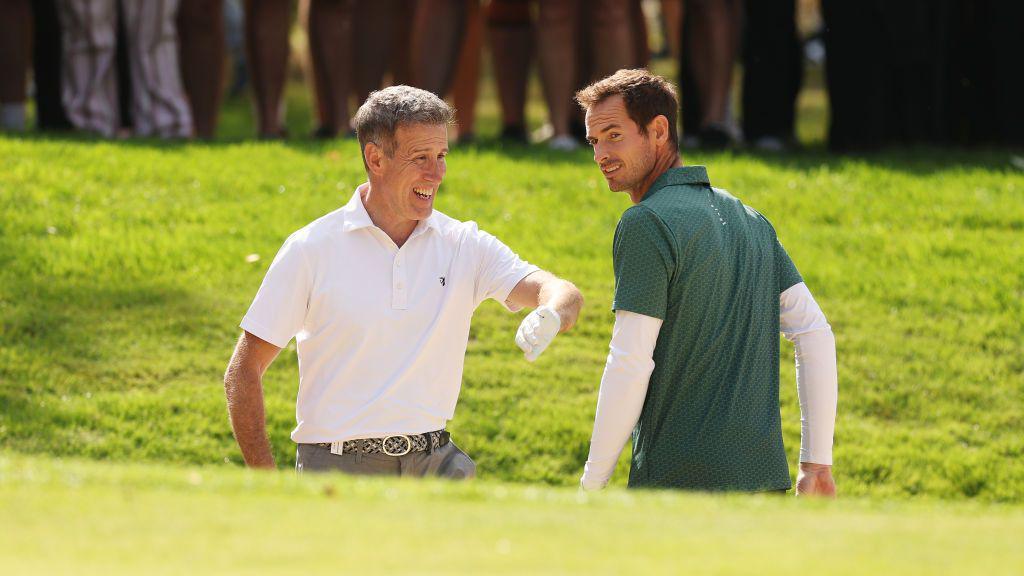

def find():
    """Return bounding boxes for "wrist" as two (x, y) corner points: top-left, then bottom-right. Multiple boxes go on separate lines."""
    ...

(799, 461), (831, 473)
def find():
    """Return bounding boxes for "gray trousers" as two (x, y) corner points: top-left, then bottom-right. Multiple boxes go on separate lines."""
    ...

(56, 0), (193, 137)
(296, 440), (476, 479)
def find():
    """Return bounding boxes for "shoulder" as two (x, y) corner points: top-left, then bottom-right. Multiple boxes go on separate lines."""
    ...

(281, 207), (346, 250)
(431, 210), (500, 246)
(618, 203), (674, 242)
(715, 188), (779, 238)
(430, 209), (476, 237)
(620, 203), (666, 229)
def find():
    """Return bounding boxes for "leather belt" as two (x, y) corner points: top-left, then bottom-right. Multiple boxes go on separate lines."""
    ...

(312, 430), (450, 457)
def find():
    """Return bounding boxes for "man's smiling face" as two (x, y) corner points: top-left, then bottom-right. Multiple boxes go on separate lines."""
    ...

(585, 95), (656, 194)
(377, 122), (449, 223)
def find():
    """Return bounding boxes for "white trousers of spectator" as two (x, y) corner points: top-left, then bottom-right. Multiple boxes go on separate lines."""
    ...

(57, 0), (193, 138)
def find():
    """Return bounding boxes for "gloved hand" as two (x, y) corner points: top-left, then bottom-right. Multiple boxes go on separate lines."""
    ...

(515, 305), (561, 362)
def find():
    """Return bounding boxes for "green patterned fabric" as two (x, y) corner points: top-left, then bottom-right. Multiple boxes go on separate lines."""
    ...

(612, 166), (803, 492)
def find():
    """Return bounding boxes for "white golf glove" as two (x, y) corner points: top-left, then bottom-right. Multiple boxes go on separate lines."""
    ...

(515, 305), (561, 362)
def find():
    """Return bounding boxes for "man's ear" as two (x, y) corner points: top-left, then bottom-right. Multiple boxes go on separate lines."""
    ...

(365, 142), (386, 176)
(647, 115), (670, 147)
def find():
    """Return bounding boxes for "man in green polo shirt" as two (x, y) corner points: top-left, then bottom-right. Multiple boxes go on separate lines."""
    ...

(576, 69), (838, 494)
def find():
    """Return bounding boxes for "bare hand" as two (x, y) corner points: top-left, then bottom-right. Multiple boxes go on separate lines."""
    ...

(796, 462), (836, 498)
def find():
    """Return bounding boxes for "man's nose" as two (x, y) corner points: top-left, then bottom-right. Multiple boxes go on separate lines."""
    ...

(593, 143), (609, 165)
(424, 158), (444, 182)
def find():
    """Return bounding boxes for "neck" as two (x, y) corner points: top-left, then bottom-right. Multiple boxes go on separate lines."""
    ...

(361, 183), (417, 247)
(628, 147), (682, 204)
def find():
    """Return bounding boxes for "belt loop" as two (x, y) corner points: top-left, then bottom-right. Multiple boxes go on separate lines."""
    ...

(355, 439), (364, 464)
(424, 432), (434, 455)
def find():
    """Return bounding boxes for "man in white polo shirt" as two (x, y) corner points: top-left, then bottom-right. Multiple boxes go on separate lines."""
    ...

(224, 85), (583, 477)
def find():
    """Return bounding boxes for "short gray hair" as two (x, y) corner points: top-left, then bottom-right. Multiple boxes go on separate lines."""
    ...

(353, 86), (454, 163)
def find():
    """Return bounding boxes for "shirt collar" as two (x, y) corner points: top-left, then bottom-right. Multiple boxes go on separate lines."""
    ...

(643, 165), (711, 200)
(340, 182), (441, 235)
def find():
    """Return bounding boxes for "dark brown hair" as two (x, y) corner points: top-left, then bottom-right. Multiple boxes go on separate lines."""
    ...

(575, 69), (679, 148)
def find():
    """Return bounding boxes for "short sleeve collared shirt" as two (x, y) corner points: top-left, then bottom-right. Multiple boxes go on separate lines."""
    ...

(241, 184), (538, 443)
(612, 166), (802, 492)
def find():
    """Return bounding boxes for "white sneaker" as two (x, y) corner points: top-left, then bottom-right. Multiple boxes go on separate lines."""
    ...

(549, 135), (580, 151)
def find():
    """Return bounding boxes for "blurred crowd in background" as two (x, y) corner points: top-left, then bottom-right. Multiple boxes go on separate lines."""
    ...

(1, 0), (1021, 151)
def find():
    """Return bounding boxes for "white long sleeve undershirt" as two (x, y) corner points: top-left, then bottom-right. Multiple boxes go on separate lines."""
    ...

(580, 282), (838, 490)
(779, 282), (838, 465)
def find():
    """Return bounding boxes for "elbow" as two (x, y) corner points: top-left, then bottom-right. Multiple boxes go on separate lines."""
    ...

(556, 279), (584, 331)
(569, 281), (584, 313)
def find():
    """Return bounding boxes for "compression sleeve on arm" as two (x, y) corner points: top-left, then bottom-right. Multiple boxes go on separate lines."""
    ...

(581, 310), (663, 490)
(780, 282), (838, 465)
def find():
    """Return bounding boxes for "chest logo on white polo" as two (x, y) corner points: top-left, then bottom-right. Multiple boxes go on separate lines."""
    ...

(439, 276), (446, 287)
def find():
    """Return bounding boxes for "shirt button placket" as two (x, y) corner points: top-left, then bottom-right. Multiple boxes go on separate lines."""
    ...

(393, 253), (407, 309)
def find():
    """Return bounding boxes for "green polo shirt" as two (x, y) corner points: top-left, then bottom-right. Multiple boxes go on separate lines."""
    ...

(612, 165), (803, 492)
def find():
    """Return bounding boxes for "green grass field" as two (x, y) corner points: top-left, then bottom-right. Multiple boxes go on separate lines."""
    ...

(3, 453), (1024, 575)
(1, 61), (1023, 572)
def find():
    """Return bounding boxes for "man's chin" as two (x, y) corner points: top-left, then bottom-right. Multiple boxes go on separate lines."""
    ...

(607, 180), (630, 193)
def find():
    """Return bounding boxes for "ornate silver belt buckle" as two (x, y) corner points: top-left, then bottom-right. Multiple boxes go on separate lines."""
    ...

(381, 435), (412, 456)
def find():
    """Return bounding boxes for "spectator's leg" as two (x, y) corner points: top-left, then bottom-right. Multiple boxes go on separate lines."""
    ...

(354, 0), (396, 103)
(304, 0), (354, 137)
(989, 0), (1024, 145)
(686, 0), (740, 135)
(56, 0), (120, 136)
(122, 0), (193, 138)
(589, 0), (634, 78)
(536, 0), (578, 142)
(411, 0), (467, 96)
(450, 0), (482, 142)
(389, 0), (414, 86)
(178, 0), (225, 139)
(741, 0), (800, 147)
(660, 0), (682, 60)
(678, 2), (700, 143)
(630, 0), (650, 68)
(821, 0), (886, 151)
(0, 0), (32, 131)
(33, 0), (72, 129)
(487, 0), (531, 140)
(244, 0), (290, 137)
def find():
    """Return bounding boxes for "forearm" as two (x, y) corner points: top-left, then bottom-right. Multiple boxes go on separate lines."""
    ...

(794, 326), (837, 464)
(224, 364), (275, 468)
(538, 277), (583, 332)
(582, 351), (653, 489)
(581, 311), (661, 490)
(780, 282), (838, 466)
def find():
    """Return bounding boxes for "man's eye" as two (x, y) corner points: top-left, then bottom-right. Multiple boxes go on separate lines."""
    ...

(610, 133), (621, 140)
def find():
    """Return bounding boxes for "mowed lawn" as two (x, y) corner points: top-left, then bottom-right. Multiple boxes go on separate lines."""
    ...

(2, 128), (1021, 501)
(2, 453), (1023, 575)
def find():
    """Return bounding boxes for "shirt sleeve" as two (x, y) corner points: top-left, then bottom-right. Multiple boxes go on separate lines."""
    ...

(780, 282), (837, 465)
(775, 238), (804, 294)
(611, 206), (676, 320)
(240, 234), (313, 348)
(581, 310), (663, 490)
(470, 224), (539, 312)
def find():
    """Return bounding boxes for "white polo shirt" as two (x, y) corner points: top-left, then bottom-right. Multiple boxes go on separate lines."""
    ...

(241, 184), (539, 443)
